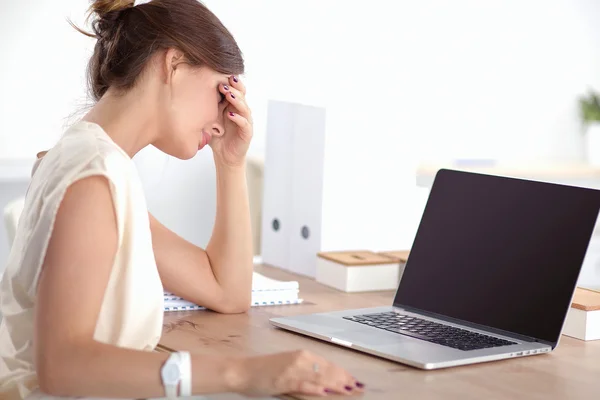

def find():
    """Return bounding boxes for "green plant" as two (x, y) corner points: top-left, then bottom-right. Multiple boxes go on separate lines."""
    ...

(579, 90), (600, 127)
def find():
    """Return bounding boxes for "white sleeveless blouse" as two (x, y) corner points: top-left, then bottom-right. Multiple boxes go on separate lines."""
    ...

(0, 121), (165, 399)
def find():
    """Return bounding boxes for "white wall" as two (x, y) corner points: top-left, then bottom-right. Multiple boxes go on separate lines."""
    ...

(207, 0), (600, 251)
(2, 1), (600, 261)
(0, 1), (93, 156)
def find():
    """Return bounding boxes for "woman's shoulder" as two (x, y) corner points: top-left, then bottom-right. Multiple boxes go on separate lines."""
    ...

(32, 121), (136, 193)
(61, 120), (133, 170)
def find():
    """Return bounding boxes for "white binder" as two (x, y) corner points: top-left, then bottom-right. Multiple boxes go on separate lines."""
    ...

(261, 100), (326, 277)
(288, 103), (326, 277)
(260, 101), (295, 271)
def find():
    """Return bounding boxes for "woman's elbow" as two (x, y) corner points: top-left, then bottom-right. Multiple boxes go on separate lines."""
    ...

(233, 300), (252, 314)
(36, 343), (79, 396)
(213, 297), (251, 314)
(221, 302), (251, 314)
(37, 357), (71, 396)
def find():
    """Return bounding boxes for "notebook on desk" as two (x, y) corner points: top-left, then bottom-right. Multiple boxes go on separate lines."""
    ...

(163, 271), (304, 311)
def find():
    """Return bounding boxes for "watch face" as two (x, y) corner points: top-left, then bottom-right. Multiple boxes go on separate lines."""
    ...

(163, 364), (181, 383)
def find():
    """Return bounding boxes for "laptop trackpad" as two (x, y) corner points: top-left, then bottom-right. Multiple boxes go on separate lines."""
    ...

(332, 328), (411, 346)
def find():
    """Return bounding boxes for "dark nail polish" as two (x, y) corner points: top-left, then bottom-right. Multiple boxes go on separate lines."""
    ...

(345, 385), (353, 391)
(356, 382), (365, 388)
(230, 92), (235, 99)
(232, 75), (238, 82)
(223, 85), (229, 90)
(324, 388), (334, 394)
(229, 112), (235, 116)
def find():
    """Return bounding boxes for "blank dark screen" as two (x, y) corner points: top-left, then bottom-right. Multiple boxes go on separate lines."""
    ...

(394, 169), (600, 344)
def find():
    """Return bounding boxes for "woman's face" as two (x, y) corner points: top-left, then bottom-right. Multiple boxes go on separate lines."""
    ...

(154, 57), (230, 160)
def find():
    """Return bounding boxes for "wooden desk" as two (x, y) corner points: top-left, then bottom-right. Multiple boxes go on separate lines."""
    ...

(159, 265), (600, 399)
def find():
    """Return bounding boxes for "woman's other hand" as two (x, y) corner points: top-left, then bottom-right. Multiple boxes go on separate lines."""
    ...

(232, 350), (365, 397)
(210, 75), (253, 168)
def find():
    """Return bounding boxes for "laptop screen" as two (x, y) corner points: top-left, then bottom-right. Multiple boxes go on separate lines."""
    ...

(394, 169), (600, 345)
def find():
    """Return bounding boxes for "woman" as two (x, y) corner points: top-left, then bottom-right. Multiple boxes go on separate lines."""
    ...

(0, 0), (364, 398)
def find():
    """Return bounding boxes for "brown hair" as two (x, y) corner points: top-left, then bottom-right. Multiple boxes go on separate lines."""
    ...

(72, 0), (244, 102)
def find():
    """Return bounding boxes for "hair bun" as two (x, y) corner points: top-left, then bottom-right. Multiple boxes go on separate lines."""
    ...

(90, 0), (135, 19)
(88, 0), (135, 41)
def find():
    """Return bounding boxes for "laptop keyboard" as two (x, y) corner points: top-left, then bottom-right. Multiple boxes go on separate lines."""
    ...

(343, 311), (517, 351)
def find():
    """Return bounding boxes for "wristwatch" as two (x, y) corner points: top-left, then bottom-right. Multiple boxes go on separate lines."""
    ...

(161, 351), (191, 399)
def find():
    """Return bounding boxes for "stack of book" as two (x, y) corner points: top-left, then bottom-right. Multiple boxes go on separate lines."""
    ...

(163, 271), (303, 312)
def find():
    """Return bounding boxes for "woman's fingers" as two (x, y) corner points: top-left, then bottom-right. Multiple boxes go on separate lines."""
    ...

(302, 354), (363, 396)
(229, 74), (246, 95)
(220, 84), (251, 123)
(293, 381), (329, 397)
(226, 111), (253, 141)
(318, 361), (362, 396)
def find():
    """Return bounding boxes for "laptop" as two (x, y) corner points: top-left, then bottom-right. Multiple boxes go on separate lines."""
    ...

(270, 169), (600, 369)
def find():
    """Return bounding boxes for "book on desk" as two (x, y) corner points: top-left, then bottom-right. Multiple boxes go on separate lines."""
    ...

(163, 271), (304, 311)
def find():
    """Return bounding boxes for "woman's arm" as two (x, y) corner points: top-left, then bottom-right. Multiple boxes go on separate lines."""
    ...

(34, 175), (359, 398)
(151, 162), (253, 314)
(205, 161), (254, 305)
(34, 176), (240, 397)
(32, 148), (253, 316)
(152, 75), (255, 313)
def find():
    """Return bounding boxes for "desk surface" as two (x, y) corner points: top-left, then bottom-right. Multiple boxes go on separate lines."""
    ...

(159, 265), (600, 400)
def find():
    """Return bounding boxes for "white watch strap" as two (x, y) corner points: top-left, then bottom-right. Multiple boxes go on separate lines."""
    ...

(164, 381), (178, 400)
(179, 351), (192, 397)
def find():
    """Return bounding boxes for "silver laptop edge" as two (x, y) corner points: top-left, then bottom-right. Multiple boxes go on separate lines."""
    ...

(270, 306), (552, 370)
